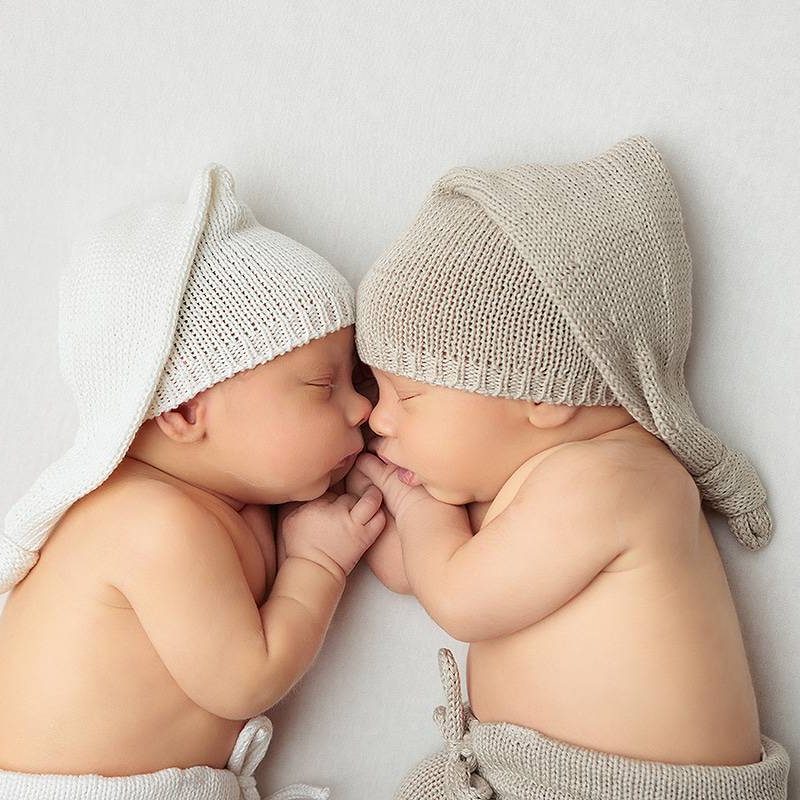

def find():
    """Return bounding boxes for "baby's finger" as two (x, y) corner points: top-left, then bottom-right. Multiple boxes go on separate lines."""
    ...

(334, 492), (358, 512)
(349, 484), (384, 526)
(345, 465), (372, 496)
(361, 507), (387, 542)
(354, 452), (395, 486)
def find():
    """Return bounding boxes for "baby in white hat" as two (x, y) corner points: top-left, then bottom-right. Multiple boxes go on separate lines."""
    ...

(0, 165), (383, 799)
(349, 136), (790, 799)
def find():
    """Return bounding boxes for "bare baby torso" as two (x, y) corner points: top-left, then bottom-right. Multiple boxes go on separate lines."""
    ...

(0, 458), (275, 776)
(466, 427), (763, 766)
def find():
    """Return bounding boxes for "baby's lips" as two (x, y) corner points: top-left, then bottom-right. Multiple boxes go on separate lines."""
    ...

(396, 467), (421, 487)
(369, 450), (419, 485)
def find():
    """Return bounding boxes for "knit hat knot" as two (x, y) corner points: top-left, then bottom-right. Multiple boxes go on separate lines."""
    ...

(694, 444), (772, 550)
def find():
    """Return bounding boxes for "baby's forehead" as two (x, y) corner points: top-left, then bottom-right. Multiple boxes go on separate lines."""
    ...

(287, 327), (356, 368)
(370, 367), (430, 391)
(230, 329), (355, 384)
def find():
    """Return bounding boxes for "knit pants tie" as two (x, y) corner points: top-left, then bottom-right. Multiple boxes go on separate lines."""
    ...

(432, 648), (494, 799)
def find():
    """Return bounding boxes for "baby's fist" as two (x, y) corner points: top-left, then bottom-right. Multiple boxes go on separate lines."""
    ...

(276, 484), (386, 580)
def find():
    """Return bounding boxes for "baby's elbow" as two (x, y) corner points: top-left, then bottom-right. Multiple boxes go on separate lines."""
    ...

(439, 620), (474, 643)
(381, 571), (413, 595)
(427, 597), (487, 643)
(238, 660), (302, 719)
(187, 672), (272, 721)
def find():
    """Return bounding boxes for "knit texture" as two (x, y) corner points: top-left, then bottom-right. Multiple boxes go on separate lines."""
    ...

(356, 135), (772, 549)
(393, 648), (790, 800)
(0, 714), (330, 800)
(0, 163), (355, 594)
(148, 167), (353, 418)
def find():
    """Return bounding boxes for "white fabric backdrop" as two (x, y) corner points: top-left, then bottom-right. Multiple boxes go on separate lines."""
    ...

(1, 2), (797, 797)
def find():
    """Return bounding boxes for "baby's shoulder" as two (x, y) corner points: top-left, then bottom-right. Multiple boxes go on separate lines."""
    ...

(534, 433), (695, 494)
(74, 468), (196, 520)
(25, 473), (215, 607)
(513, 434), (700, 535)
(61, 472), (226, 570)
(90, 472), (226, 545)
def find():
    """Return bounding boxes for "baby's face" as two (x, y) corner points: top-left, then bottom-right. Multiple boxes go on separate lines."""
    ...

(202, 326), (371, 503)
(366, 367), (538, 504)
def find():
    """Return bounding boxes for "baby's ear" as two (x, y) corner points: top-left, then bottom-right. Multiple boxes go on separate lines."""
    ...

(524, 401), (579, 430)
(153, 397), (207, 443)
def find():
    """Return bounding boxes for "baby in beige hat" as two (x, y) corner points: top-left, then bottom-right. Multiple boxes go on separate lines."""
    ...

(349, 136), (790, 799)
(0, 165), (383, 799)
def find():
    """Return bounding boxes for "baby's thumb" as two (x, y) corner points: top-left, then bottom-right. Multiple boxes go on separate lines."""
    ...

(347, 484), (384, 526)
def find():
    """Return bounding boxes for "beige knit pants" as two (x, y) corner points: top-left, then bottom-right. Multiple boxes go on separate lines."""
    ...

(393, 648), (790, 800)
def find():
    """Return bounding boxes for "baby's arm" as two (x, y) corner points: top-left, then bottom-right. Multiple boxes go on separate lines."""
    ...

(346, 465), (492, 595)
(239, 502), (277, 590)
(362, 513), (410, 594)
(109, 481), (382, 720)
(355, 448), (631, 642)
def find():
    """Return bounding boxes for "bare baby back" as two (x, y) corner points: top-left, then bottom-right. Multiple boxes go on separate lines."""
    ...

(466, 425), (764, 767)
(0, 458), (275, 776)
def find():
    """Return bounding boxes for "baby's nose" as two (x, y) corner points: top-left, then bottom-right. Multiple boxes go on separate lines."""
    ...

(367, 404), (394, 438)
(352, 393), (372, 428)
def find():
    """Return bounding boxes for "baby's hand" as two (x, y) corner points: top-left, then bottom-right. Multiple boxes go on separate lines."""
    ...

(353, 446), (437, 523)
(346, 461), (411, 594)
(275, 484), (386, 580)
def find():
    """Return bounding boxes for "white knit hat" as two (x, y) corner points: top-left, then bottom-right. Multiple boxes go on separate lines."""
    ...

(1, 163), (355, 594)
(356, 135), (772, 550)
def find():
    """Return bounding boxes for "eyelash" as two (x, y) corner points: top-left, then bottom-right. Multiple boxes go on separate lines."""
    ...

(309, 364), (361, 396)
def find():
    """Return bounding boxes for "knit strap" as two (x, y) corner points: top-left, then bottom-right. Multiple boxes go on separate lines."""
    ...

(227, 715), (331, 800)
(432, 648), (494, 799)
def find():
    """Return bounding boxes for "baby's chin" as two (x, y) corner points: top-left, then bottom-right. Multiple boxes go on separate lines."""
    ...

(423, 483), (473, 506)
(288, 473), (341, 502)
(328, 463), (352, 487)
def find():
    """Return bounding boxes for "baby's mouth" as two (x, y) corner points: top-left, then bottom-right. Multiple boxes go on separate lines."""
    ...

(375, 452), (421, 487)
(396, 467), (421, 487)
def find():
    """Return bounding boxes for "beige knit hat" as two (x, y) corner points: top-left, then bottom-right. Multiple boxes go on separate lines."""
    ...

(356, 135), (772, 549)
(0, 163), (355, 594)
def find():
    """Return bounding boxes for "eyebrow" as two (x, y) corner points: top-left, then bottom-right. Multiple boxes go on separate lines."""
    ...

(307, 348), (357, 374)
(379, 370), (422, 391)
